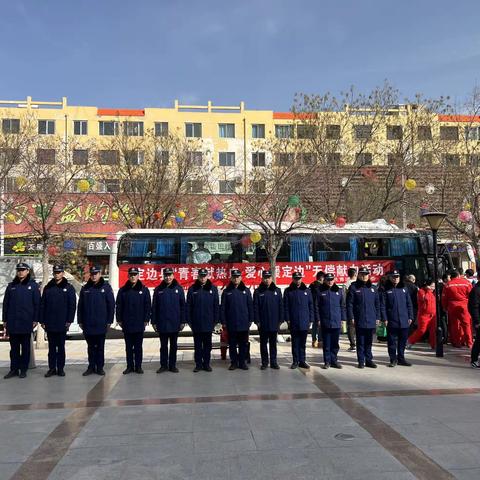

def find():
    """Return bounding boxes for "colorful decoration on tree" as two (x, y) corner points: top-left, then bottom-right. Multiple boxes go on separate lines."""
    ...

(15, 176), (27, 188)
(135, 216), (143, 225)
(154, 212), (162, 220)
(175, 215), (184, 223)
(335, 217), (347, 228)
(47, 245), (59, 257)
(407, 223), (416, 229)
(212, 210), (224, 222)
(459, 210), (473, 223)
(87, 177), (95, 187)
(425, 184), (435, 195)
(250, 231), (262, 243)
(464, 202), (472, 211)
(404, 179), (417, 190)
(288, 195), (300, 207)
(177, 211), (186, 219)
(241, 236), (252, 247)
(165, 220), (174, 228)
(389, 218), (396, 225)
(63, 240), (75, 250)
(77, 179), (90, 193)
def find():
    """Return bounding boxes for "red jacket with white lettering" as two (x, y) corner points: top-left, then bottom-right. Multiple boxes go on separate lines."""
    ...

(441, 277), (472, 309)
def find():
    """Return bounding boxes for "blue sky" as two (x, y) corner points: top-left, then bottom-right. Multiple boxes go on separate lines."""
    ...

(2, 0), (480, 110)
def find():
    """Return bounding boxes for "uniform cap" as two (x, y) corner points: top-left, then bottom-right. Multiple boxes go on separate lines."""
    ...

(52, 264), (64, 273)
(198, 268), (209, 277)
(388, 270), (400, 277)
(128, 267), (139, 275)
(262, 270), (272, 278)
(89, 265), (101, 274)
(16, 262), (30, 270)
(358, 266), (370, 274)
(230, 269), (242, 277)
(163, 267), (174, 275)
(324, 273), (335, 281)
(292, 271), (303, 279)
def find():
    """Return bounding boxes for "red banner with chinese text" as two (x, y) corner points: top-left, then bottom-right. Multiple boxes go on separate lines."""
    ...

(119, 260), (395, 289)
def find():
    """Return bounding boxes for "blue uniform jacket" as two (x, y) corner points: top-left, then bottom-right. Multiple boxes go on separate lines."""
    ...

(380, 280), (414, 329)
(3, 275), (40, 334)
(346, 280), (380, 329)
(78, 277), (115, 335)
(186, 279), (220, 333)
(317, 283), (346, 329)
(283, 282), (314, 331)
(253, 282), (283, 332)
(309, 280), (323, 322)
(151, 279), (186, 333)
(115, 280), (151, 333)
(220, 281), (253, 332)
(40, 278), (76, 332)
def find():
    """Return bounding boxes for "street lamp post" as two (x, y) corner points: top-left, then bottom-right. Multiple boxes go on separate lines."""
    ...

(421, 212), (447, 357)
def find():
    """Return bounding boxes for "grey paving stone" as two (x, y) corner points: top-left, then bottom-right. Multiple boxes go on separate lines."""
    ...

(415, 442), (480, 470)
(193, 429), (257, 454)
(251, 427), (318, 450)
(0, 462), (22, 480)
(448, 467), (480, 480)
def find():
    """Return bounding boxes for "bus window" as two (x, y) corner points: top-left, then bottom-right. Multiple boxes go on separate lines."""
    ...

(363, 239), (388, 257)
(313, 240), (352, 261)
(118, 235), (179, 264)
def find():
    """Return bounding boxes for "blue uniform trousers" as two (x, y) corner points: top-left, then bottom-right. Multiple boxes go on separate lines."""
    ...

(159, 333), (178, 368)
(47, 331), (66, 371)
(356, 327), (374, 365)
(9, 333), (31, 373)
(124, 331), (144, 369)
(291, 330), (308, 364)
(228, 330), (249, 367)
(193, 332), (212, 368)
(84, 334), (106, 371)
(387, 327), (409, 362)
(322, 327), (340, 365)
(259, 330), (278, 366)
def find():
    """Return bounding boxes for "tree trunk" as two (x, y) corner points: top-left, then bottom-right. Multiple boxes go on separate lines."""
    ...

(35, 246), (50, 349)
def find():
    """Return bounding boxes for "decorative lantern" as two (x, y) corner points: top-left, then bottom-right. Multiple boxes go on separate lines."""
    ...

(47, 245), (58, 256)
(175, 215), (184, 223)
(177, 211), (186, 219)
(165, 220), (174, 228)
(15, 176), (27, 188)
(287, 195), (300, 207)
(63, 239), (75, 250)
(407, 223), (416, 229)
(250, 231), (262, 243)
(77, 179), (90, 193)
(459, 210), (473, 223)
(404, 179), (417, 190)
(135, 216), (143, 225)
(212, 210), (224, 222)
(425, 184), (435, 195)
(335, 217), (346, 228)
(154, 212), (162, 220)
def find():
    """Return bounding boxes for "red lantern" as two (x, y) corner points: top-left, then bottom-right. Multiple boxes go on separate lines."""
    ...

(389, 218), (396, 225)
(154, 212), (162, 220)
(335, 217), (346, 228)
(241, 236), (252, 247)
(47, 245), (58, 256)
(407, 223), (416, 229)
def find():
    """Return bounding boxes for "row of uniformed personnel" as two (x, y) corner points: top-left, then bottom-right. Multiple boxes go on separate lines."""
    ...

(2, 262), (413, 379)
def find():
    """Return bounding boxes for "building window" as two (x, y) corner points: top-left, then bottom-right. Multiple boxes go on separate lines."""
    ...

(186, 180), (203, 193)
(155, 122), (169, 137)
(98, 150), (119, 165)
(387, 125), (403, 140)
(125, 150), (144, 165)
(326, 124), (341, 140)
(156, 150), (169, 165)
(327, 153), (341, 165)
(124, 121), (144, 136)
(37, 177), (55, 192)
(465, 126), (480, 141)
(72, 149), (88, 165)
(99, 121), (119, 136)
(73, 120), (88, 135)
(219, 152), (235, 167)
(122, 179), (145, 192)
(300, 153), (315, 166)
(2, 119), (20, 134)
(5, 177), (20, 193)
(252, 124), (265, 138)
(0, 148), (19, 165)
(275, 125), (293, 138)
(38, 120), (55, 135)
(252, 152), (266, 167)
(417, 153), (432, 165)
(100, 179), (120, 193)
(355, 152), (373, 165)
(443, 154), (460, 166)
(467, 154), (480, 167)
(185, 123), (202, 138)
(189, 151), (203, 166)
(417, 126), (432, 140)
(219, 123), (235, 138)
(36, 149), (55, 165)
(275, 152), (294, 166)
(251, 180), (266, 193)
(297, 124), (316, 139)
(440, 126), (459, 141)
(219, 180), (236, 194)
(354, 125), (372, 140)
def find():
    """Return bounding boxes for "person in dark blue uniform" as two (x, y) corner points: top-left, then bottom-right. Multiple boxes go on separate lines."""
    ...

(346, 266), (380, 369)
(151, 268), (185, 373)
(317, 273), (346, 369)
(221, 269), (253, 371)
(309, 271), (325, 348)
(78, 266), (115, 376)
(3, 263), (40, 379)
(116, 267), (151, 375)
(186, 268), (219, 372)
(284, 271), (314, 369)
(380, 270), (414, 367)
(253, 270), (283, 370)
(40, 265), (76, 377)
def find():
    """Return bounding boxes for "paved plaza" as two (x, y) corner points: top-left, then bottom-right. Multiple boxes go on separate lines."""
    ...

(0, 336), (478, 480)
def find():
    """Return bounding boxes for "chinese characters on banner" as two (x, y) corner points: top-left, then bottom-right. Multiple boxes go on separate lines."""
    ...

(119, 260), (395, 288)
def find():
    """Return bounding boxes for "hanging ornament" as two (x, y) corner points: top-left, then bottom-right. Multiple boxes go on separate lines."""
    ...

(335, 217), (347, 228)
(459, 210), (473, 223)
(425, 184), (435, 195)
(389, 218), (396, 225)
(287, 195), (300, 207)
(464, 202), (472, 211)
(250, 231), (262, 243)
(87, 177), (95, 187)
(407, 223), (416, 229)
(63, 239), (75, 250)
(177, 211), (186, 219)
(70, 260), (76, 265)
(77, 179), (90, 193)
(212, 210), (224, 222)
(175, 215), (184, 223)
(404, 179), (417, 190)
(15, 176), (27, 188)
(340, 177), (348, 187)
(111, 211), (119, 221)
(135, 216), (143, 225)
(165, 220), (174, 228)
(47, 245), (58, 256)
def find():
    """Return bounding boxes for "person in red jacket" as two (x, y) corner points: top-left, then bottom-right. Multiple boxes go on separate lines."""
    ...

(407, 279), (436, 349)
(441, 270), (473, 348)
